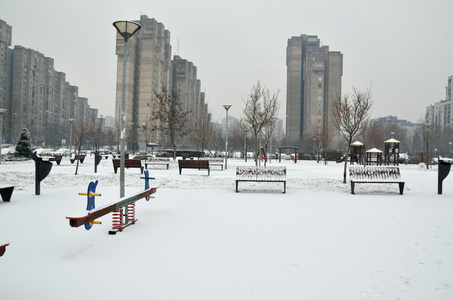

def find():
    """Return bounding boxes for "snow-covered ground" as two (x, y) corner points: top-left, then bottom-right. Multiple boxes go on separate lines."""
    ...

(0, 155), (452, 299)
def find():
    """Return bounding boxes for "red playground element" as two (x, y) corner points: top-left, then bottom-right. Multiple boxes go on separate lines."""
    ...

(0, 242), (10, 257)
(112, 208), (124, 231)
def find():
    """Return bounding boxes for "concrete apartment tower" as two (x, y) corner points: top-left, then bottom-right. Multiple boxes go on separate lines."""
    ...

(114, 15), (172, 149)
(0, 20), (12, 138)
(286, 35), (343, 149)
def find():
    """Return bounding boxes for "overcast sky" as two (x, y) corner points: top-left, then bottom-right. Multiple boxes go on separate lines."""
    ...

(3, 0), (453, 124)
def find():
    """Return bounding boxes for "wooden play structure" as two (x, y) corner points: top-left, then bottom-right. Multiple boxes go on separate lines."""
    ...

(384, 138), (400, 165)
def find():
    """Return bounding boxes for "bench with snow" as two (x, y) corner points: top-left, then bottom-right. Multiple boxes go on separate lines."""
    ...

(0, 186), (14, 202)
(198, 157), (224, 170)
(145, 157), (170, 170)
(236, 166), (287, 193)
(178, 159), (210, 175)
(348, 166), (405, 195)
(70, 154), (86, 164)
(112, 159), (144, 174)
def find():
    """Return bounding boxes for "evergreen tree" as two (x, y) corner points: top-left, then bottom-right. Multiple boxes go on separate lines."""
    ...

(15, 128), (32, 158)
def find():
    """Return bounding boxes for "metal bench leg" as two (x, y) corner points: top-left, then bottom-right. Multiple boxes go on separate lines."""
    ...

(283, 182), (286, 193)
(0, 187), (14, 202)
(351, 182), (355, 194)
(236, 181), (239, 192)
(399, 182), (405, 195)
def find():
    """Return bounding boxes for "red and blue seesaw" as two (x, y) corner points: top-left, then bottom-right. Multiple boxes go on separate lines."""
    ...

(66, 170), (158, 235)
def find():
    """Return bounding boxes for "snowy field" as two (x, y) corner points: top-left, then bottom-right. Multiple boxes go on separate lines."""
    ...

(0, 155), (452, 299)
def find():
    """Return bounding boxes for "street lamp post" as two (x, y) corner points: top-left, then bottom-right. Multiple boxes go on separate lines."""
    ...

(425, 123), (431, 169)
(68, 119), (74, 158)
(0, 109), (6, 165)
(113, 20), (141, 198)
(223, 105), (232, 169)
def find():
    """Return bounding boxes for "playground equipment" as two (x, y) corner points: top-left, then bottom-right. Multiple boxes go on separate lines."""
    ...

(0, 242), (9, 257)
(32, 151), (53, 195)
(438, 157), (452, 194)
(384, 138), (400, 165)
(350, 141), (364, 164)
(66, 170), (157, 234)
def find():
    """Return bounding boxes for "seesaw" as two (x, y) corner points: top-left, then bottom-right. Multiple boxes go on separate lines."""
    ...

(66, 170), (157, 234)
(0, 242), (9, 257)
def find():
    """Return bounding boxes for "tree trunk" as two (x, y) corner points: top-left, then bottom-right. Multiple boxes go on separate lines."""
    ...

(343, 144), (351, 184)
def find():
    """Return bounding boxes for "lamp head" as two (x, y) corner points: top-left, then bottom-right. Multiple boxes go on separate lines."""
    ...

(113, 21), (141, 42)
(223, 105), (232, 111)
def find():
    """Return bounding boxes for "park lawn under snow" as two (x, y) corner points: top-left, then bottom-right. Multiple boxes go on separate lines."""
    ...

(0, 156), (452, 299)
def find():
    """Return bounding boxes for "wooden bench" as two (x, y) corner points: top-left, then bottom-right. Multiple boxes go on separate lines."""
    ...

(112, 159), (144, 174)
(236, 166), (287, 193)
(199, 158), (224, 170)
(70, 154), (86, 164)
(145, 157), (170, 170)
(49, 154), (63, 165)
(348, 166), (405, 195)
(0, 186), (14, 202)
(178, 159), (210, 175)
(38, 153), (63, 165)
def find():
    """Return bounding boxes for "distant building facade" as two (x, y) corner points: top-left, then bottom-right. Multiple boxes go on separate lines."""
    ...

(0, 20), (12, 139)
(286, 35), (343, 149)
(425, 75), (453, 128)
(0, 18), (101, 147)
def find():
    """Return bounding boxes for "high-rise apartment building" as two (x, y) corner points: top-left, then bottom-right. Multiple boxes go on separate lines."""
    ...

(115, 15), (209, 150)
(0, 18), (105, 148)
(425, 75), (453, 128)
(114, 15), (172, 148)
(0, 20), (12, 140)
(171, 55), (208, 147)
(286, 35), (343, 149)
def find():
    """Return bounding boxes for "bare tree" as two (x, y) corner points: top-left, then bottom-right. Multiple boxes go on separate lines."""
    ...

(86, 115), (105, 153)
(421, 121), (435, 169)
(72, 121), (88, 175)
(192, 106), (212, 157)
(305, 122), (334, 164)
(262, 117), (279, 166)
(332, 87), (373, 183)
(240, 81), (280, 166)
(152, 85), (192, 159)
(206, 123), (224, 157)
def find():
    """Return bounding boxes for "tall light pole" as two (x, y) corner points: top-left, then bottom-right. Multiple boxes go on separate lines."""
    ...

(68, 119), (74, 157)
(13, 113), (16, 145)
(113, 20), (141, 198)
(0, 109), (6, 165)
(223, 105), (231, 169)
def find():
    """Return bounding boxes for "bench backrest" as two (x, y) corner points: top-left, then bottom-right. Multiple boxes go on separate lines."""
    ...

(349, 166), (401, 181)
(178, 159), (209, 168)
(236, 166), (286, 180)
(112, 159), (142, 167)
